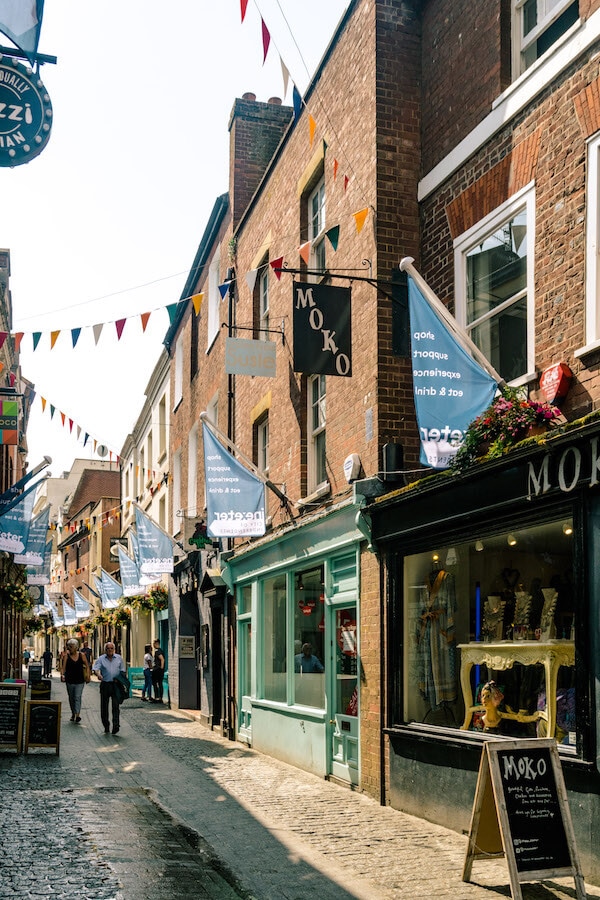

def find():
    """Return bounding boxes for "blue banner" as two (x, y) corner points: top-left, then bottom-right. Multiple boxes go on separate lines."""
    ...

(100, 568), (122, 609)
(27, 539), (52, 585)
(14, 505), (49, 565)
(0, 0), (44, 63)
(0, 481), (36, 552)
(118, 545), (145, 597)
(202, 423), (266, 538)
(73, 587), (91, 619)
(408, 276), (498, 469)
(134, 505), (174, 575)
(63, 600), (77, 626)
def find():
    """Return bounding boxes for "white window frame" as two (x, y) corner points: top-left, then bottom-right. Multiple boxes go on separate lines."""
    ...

(580, 132), (600, 357)
(172, 449), (182, 537)
(188, 423), (198, 518)
(308, 176), (326, 278)
(257, 416), (269, 476)
(207, 246), (221, 349)
(259, 266), (269, 340)
(174, 335), (183, 408)
(308, 373), (327, 493)
(512, 0), (579, 77)
(454, 183), (536, 387)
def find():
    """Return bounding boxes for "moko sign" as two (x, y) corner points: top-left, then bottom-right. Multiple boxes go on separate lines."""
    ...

(0, 56), (52, 166)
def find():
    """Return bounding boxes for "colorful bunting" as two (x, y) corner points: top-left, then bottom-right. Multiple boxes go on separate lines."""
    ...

(50, 330), (60, 349)
(218, 282), (231, 301)
(280, 59), (290, 99)
(309, 114), (316, 147)
(293, 85), (302, 120)
(167, 303), (178, 324)
(33, 332), (41, 350)
(261, 18), (270, 63)
(140, 311), (151, 332)
(353, 207), (369, 233)
(71, 328), (81, 348)
(344, 175), (349, 192)
(14, 332), (23, 351)
(93, 324), (103, 345)
(0, 332), (7, 351)
(115, 319), (126, 340)
(325, 225), (340, 252)
(191, 293), (204, 315)
(298, 241), (311, 264)
(270, 257), (284, 280)
(240, 0), (248, 22)
(333, 159), (339, 181)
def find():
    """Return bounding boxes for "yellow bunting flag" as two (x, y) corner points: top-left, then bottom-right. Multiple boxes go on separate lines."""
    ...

(50, 330), (60, 349)
(309, 114), (316, 146)
(353, 207), (369, 234)
(191, 293), (204, 315)
(41, 397), (46, 412)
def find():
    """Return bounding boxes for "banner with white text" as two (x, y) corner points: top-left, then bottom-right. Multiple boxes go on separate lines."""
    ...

(203, 423), (266, 538)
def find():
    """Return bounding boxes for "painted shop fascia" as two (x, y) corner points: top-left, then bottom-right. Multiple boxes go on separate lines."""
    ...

(365, 416), (600, 885)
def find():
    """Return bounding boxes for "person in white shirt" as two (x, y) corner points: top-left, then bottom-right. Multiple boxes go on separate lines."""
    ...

(92, 642), (126, 735)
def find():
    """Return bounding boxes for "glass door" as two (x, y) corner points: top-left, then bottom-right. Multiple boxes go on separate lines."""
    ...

(329, 605), (359, 785)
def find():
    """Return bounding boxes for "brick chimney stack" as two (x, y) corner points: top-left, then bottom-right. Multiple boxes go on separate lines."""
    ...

(229, 93), (293, 228)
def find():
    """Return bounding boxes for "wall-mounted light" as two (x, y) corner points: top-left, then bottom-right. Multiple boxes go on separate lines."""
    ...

(475, 540), (484, 552)
(507, 533), (517, 547)
(432, 552), (439, 563)
(562, 522), (573, 536)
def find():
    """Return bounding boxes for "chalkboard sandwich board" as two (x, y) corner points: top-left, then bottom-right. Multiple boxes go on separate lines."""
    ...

(0, 681), (25, 753)
(25, 700), (61, 755)
(463, 738), (585, 900)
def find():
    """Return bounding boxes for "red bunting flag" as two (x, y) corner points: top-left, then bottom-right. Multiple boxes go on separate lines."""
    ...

(240, 0), (248, 22)
(115, 319), (127, 340)
(270, 256), (284, 280)
(0, 332), (7, 351)
(344, 175), (349, 192)
(262, 18), (270, 63)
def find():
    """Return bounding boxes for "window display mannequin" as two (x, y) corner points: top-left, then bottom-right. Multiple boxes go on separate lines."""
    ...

(416, 563), (457, 709)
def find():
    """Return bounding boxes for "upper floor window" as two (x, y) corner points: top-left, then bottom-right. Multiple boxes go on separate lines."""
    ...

(259, 266), (269, 340)
(513, 0), (579, 76)
(257, 415), (269, 476)
(308, 374), (327, 492)
(207, 246), (221, 349)
(455, 185), (535, 386)
(308, 176), (326, 278)
(582, 132), (600, 355)
(190, 301), (199, 379)
(174, 335), (183, 408)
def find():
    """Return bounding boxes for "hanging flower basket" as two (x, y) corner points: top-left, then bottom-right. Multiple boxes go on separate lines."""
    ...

(451, 387), (560, 473)
(0, 582), (34, 613)
(24, 615), (46, 635)
(147, 583), (169, 610)
(112, 607), (131, 626)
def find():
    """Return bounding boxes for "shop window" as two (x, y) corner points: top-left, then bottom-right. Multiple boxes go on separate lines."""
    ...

(259, 264), (269, 340)
(402, 517), (576, 746)
(582, 131), (600, 356)
(262, 574), (287, 702)
(454, 186), (535, 386)
(308, 373), (327, 493)
(294, 564), (325, 709)
(174, 336), (183, 408)
(307, 176), (326, 278)
(512, 0), (579, 77)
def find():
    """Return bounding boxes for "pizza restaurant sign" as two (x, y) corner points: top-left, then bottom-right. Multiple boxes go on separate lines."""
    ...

(528, 435), (600, 498)
(0, 56), (52, 166)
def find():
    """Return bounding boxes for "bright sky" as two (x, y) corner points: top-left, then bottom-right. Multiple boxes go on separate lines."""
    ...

(0, 0), (349, 477)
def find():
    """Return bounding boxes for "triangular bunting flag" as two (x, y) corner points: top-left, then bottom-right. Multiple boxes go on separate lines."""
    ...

(261, 18), (270, 63)
(69, 418), (74, 433)
(245, 270), (258, 294)
(93, 324), (103, 345)
(115, 319), (126, 340)
(50, 330), (60, 349)
(280, 58), (290, 99)
(0, 332), (7, 351)
(50, 405), (55, 419)
(140, 311), (151, 332)
(191, 293), (204, 315)
(32, 332), (41, 351)
(60, 412), (66, 426)
(333, 159), (339, 181)
(240, 0), (248, 22)
(76, 426), (81, 440)
(83, 433), (89, 447)
(325, 225), (340, 251)
(218, 282), (231, 301)
(293, 85), (302, 120)
(167, 303), (178, 324)
(270, 257), (284, 280)
(353, 207), (369, 233)
(308, 114), (316, 147)
(13, 333), (23, 352)
(298, 241), (311, 265)
(41, 397), (46, 412)
(344, 175), (349, 192)
(9, 371), (15, 386)
(71, 328), (81, 348)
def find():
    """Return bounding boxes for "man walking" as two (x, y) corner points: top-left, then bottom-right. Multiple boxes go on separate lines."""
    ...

(42, 647), (53, 677)
(151, 639), (165, 703)
(92, 642), (126, 734)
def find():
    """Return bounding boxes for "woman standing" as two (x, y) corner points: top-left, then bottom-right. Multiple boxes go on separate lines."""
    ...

(142, 643), (153, 701)
(60, 638), (90, 722)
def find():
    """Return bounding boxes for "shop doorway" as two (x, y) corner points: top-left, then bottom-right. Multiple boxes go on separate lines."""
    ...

(329, 605), (359, 785)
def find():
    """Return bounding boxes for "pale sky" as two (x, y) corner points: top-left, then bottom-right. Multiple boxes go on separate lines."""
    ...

(0, 0), (349, 477)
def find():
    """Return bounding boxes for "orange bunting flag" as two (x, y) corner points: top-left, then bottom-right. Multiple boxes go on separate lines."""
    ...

(50, 330), (60, 349)
(41, 397), (46, 412)
(298, 241), (311, 265)
(115, 319), (126, 340)
(270, 256), (284, 280)
(240, 0), (248, 22)
(191, 293), (204, 315)
(333, 159), (339, 181)
(60, 412), (66, 426)
(140, 312), (151, 332)
(353, 207), (369, 233)
(308, 114), (316, 147)
(262, 18), (270, 63)
(14, 332), (23, 351)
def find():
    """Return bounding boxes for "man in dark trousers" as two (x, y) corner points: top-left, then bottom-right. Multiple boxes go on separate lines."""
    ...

(151, 639), (165, 703)
(42, 647), (53, 677)
(92, 642), (126, 734)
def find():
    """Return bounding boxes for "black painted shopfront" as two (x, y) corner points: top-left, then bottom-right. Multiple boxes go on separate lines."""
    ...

(366, 418), (600, 883)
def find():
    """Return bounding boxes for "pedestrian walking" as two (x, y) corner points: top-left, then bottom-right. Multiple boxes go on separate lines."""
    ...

(92, 642), (126, 734)
(42, 647), (53, 677)
(81, 641), (92, 667)
(151, 639), (165, 703)
(142, 643), (153, 701)
(22, 648), (30, 668)
(60, 638), (91, 723)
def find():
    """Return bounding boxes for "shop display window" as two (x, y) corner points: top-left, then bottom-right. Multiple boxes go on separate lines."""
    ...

(403, 518), (576, 744)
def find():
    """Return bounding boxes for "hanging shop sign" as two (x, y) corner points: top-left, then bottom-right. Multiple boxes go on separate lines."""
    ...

(293, 282), (352, 376)
(0, 56), (52, 167)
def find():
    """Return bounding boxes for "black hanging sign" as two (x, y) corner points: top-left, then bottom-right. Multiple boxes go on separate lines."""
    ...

(293, 282), (352, 376)
(463, 739), (585, 899)
(0, 682), (25, 753)
(0, 55), (53, 167)
(25, 699), (61, 754)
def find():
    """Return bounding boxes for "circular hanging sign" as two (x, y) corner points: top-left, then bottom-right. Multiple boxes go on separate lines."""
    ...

(0, 55), (52, 167)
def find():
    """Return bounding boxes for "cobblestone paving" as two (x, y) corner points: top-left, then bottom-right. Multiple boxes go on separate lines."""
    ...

(1, 677), (599, 899)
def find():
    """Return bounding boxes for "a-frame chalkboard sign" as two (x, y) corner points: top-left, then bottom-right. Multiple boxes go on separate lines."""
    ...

(463, 739), (585, 899)
(0, 682), (25, 753)
(24, 700), (61, 755)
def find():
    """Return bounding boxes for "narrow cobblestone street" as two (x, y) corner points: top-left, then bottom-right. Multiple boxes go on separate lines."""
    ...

(1, 674), (599, 899)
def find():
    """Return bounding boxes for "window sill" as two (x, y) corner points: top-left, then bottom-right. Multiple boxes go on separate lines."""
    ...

(296, 482), (331, 509)
(251, 697), (326, 720)
(574, 340), (600, 361)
